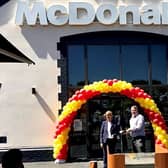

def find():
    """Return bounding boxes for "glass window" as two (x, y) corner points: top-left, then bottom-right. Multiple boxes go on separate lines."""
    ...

(68, 45), (85, 86)
(87, 45), (120, 83)
(67, 39), (168, 86)
(122, 45), (148, 83)
(151, 44), (167, 84)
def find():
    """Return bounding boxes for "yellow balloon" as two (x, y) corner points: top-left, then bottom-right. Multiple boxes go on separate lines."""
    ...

(57, 134), (65, 142)
(53, 153), (56, 158)
(158, 134), (164, 141)
(162, 139), (168, 145)
(156, 126), (162, 133)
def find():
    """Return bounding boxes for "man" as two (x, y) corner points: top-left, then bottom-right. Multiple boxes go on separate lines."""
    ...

(126, 105), (145, 153)
(100, 110), (119, 168)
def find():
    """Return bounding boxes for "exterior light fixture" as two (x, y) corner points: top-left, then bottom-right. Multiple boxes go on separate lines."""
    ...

(32, 86), (36, 94)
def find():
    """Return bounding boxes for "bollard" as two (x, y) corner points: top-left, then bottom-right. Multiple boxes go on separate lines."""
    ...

(107, 153), (125, 168)
(155, 144), (168, 153)
(155, 153), (168, 168)
(89, 161), (97, 168)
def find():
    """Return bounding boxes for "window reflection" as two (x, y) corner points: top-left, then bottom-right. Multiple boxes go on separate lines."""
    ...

(87, 45), (120, 83)
(68, 44), (168, 86)
(151, 44), (167, 84)
(122, 45), (148, 83)
(68, 45), (85, 86)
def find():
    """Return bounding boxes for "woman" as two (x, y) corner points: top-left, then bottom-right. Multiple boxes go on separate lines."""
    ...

(100, 110), (119, 168)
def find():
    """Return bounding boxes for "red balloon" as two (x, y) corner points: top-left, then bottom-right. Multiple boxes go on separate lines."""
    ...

(142, 93), (149, 98)
(71, 94), (78, 101)
(55, 129), (61, 136)
(75, 90), (80, 95)
(58, 124), (65, 133)
(137, 91), (144, 97)
(153, 118), (159, 124)
(57, 153), (66, 160)
(77, 93), (84, 100)
(158, 121), (164, 126)
(134, 87), (141, 94)
(92, 91), (100, 97)
(149, 111), (155, 120)
(113, 79), (118, 82)
(103, 79), (108, 83)
(84, 90), (92, 99)
(68, 97), (73, 102)
(156, 139), (161, 144)
(154, 113), (160, 119)
(79, 89), (86, 94)
(158, 121), (167, 130)
(140, 89), (144, 93)
(147, 95), (152, 99)
(61, 144), (68, 155)
(107, 80), (113, 86)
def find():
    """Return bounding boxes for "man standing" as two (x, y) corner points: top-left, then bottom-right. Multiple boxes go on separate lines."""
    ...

(100, 110), (119, 168)
(126, 105), (145, 153)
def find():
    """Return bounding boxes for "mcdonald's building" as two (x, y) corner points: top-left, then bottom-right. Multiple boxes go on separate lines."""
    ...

(1, 0), (168, 161)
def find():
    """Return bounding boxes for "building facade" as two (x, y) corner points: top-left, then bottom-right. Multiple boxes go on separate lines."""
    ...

(1, 0), (168, 160)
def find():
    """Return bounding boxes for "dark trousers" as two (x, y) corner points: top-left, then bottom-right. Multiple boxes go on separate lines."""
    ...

(132, 136), (145, 153)
(102, 138), (116, 168)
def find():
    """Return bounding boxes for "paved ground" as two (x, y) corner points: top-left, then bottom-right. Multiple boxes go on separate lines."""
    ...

(23, 153), (154, 168)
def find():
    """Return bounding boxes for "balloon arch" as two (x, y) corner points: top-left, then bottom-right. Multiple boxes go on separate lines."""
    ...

(53, 79), (168, 162)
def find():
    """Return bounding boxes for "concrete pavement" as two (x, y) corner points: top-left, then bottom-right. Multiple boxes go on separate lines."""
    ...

(23, 153), (154, 168)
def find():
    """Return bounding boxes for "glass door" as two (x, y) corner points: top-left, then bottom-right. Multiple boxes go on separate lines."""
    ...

(86, 94), (135, 158)
(86, 93), (155, 158)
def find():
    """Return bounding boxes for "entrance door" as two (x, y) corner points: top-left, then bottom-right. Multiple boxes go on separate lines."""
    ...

(68, 91), (155, 160)
(86, 93), (155, 158)
(68, 93), (130, 160)
(86, 94), (133, 158)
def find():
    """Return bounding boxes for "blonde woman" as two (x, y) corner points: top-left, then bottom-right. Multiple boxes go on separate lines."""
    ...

(100, 110), (119, 168)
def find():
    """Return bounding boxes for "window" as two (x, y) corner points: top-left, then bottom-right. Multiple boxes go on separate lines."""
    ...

(88, 45), (120, 83)
(122, 45), (148, 83)
(68, 45), (85, 86)
(59, 31), (168, 105)
(151, 44), (167, 84)
(68, 44), (158, 85)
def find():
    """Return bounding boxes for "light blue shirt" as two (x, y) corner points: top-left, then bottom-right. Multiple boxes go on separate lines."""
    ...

(129, 114), (145, 137)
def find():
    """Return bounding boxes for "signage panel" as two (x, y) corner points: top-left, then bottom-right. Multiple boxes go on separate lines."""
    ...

(15, 2), (168, 25)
